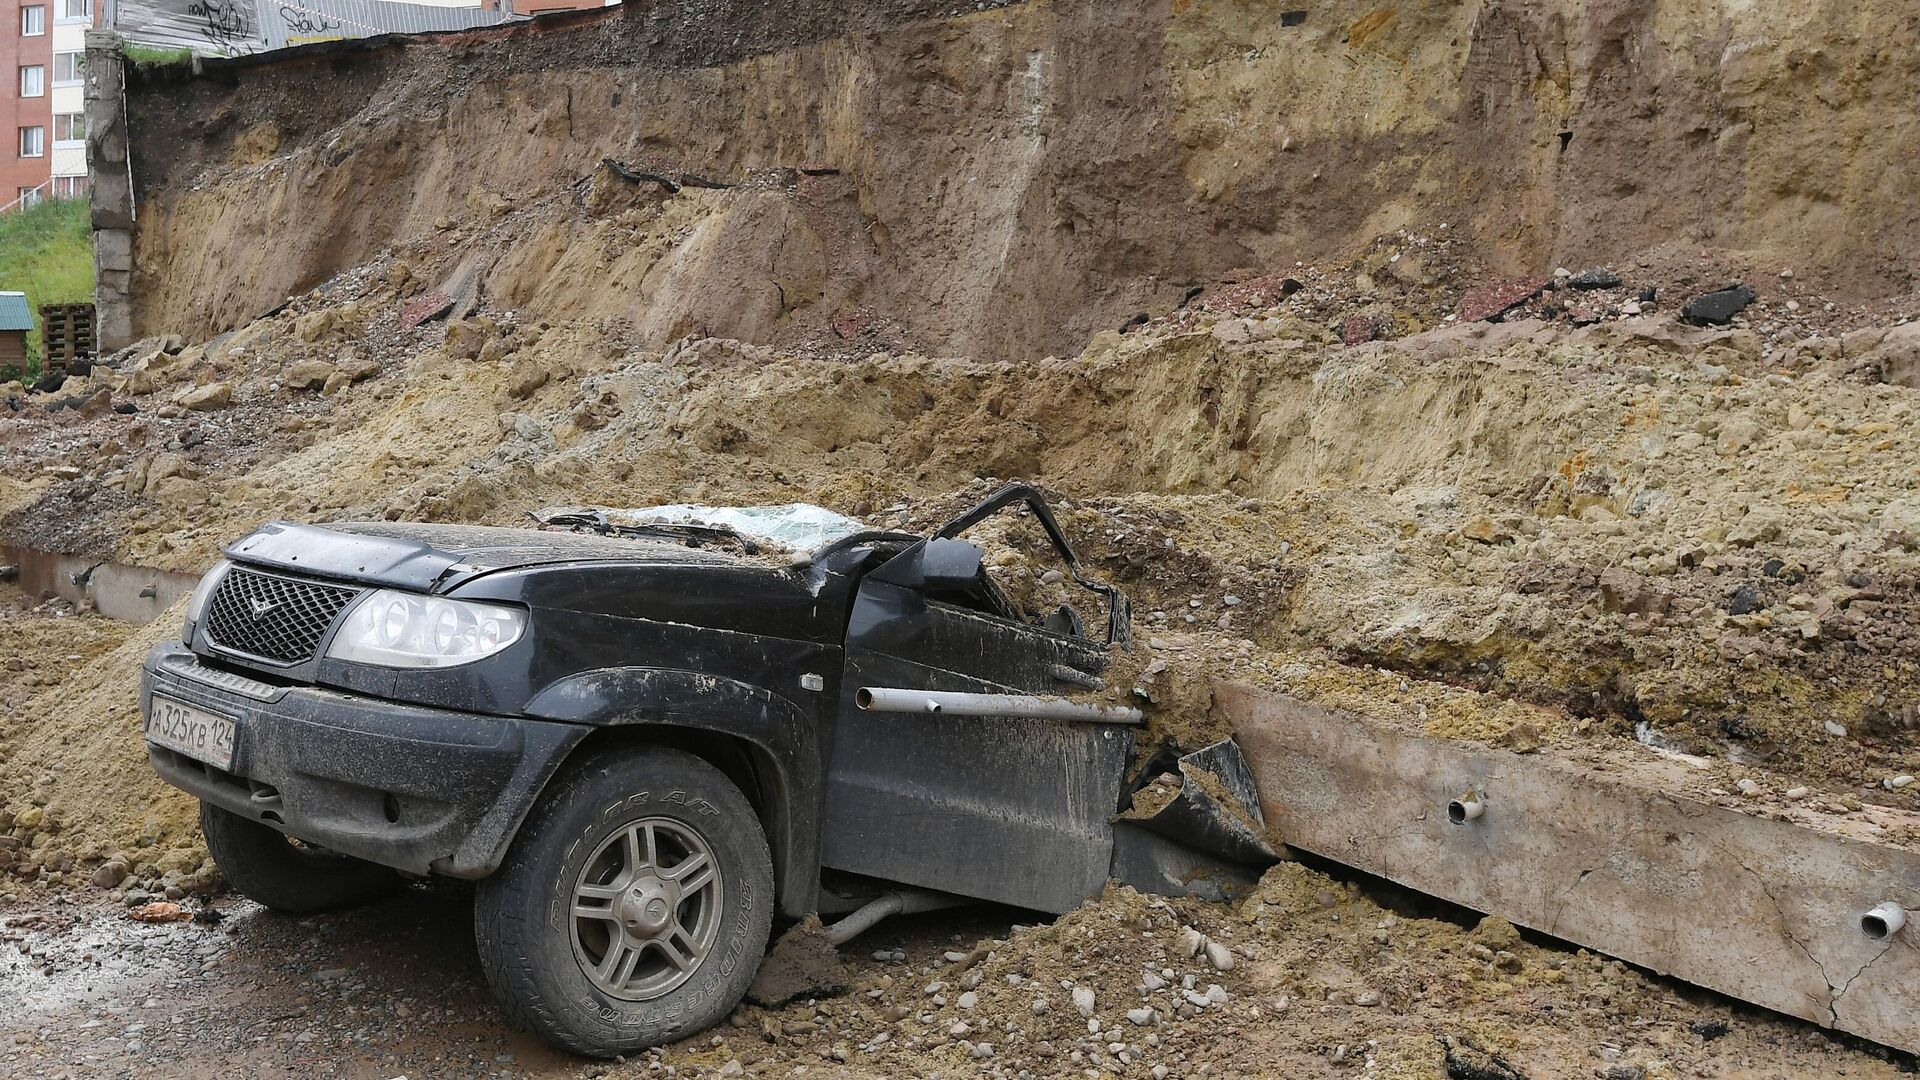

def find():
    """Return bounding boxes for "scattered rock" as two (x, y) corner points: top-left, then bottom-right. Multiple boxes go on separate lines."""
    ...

(294, 309), (335, 343)
(506, 360), (551, 400)
(337, 352), (383, 382)
(477, 335), (512, 365)
(1460, 517), (1515, 545)
(443, 317), (497, 361)
(90, 860), (129, 889)
(1202, 939), (1234, 971)
(1598, 568), (1665, 615)
(149, 477), (212, 510)
(173, 382), (232, 412)
(1495, 721), (1544, 754)
(282, 359), (338, 391)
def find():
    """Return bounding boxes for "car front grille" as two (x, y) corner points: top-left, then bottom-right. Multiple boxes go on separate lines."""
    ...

(202, 567), (361, 665)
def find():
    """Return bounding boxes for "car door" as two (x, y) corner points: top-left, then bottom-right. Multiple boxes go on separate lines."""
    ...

(819, 487), (1135, 914)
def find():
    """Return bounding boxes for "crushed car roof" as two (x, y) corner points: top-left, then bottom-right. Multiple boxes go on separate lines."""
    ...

(533, 503), (872, 557)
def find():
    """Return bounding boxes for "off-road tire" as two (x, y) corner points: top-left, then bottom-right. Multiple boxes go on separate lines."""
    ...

(199, 801), (402, 914)
(473, 747), (774, 1058)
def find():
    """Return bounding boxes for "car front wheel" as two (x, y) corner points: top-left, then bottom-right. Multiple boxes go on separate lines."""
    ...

(473, 747), (774, 1057)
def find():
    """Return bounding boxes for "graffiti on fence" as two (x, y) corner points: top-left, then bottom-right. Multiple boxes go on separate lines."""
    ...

(183, 0), (258, 52)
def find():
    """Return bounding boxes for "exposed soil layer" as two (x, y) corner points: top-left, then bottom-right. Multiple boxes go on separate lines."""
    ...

(122, 0), (1920, 360)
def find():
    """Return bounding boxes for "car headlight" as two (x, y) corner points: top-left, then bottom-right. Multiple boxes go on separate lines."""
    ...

(326, 590), (527, 669)
(182, 560), (232, 644)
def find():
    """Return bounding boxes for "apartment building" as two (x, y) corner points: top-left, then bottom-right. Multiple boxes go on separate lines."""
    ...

(0, 0), (89, 209)
(47, 0), (87, 198)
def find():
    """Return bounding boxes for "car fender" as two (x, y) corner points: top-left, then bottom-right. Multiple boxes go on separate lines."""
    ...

(522, 666), (821, 916)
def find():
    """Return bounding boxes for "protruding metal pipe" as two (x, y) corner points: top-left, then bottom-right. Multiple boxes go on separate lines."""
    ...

(1862, 902), (1908, 941)
(823, 889), (968, 945)
(1448, 798), (1485, 824)
(855, 686), (1144, 725)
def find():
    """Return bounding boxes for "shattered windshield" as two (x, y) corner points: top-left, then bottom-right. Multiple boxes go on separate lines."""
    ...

(535, 503), (873, 557)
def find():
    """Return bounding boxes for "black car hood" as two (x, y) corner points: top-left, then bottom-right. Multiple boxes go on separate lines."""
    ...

(225, 520), (762, 593)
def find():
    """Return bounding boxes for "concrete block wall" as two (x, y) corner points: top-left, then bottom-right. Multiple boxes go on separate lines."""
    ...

(84, 28), (131, 352)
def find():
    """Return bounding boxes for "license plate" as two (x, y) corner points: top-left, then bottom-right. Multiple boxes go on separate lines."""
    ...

(146, 696), (236, 771)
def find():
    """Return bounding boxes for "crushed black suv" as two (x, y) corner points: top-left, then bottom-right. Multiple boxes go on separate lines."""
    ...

(141, 484), (1274, 1056)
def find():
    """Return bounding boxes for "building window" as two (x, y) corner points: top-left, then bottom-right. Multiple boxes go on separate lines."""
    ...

(18, 187), (43, 208)
(19, 126), (43, 158)
(21, 6), (44, 35)
(51, 175), (84, 199)
(55, 0), (87, 22)
(52, 52), (82, 86)
(19, 66), (43, 98)
(53, 112), (82, 143)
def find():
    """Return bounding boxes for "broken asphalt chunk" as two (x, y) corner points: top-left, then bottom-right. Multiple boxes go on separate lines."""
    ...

(399, 290), (454, 330)
(1567, 267), (1622, 290)
(1342, 314), (1386, 345)
(1681, 283), (1757, 326)
(1458, 277), (1550, 322)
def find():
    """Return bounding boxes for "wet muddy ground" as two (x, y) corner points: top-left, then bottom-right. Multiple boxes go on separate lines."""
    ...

(0, 886), (1021, 1080)
(2, 885), (580, 1080)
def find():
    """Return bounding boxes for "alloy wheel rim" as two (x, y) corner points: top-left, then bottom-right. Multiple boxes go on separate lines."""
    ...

(568, 816), (723, 1000)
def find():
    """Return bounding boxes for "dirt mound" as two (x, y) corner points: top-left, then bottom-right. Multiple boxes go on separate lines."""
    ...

(0, 601), (206, 901)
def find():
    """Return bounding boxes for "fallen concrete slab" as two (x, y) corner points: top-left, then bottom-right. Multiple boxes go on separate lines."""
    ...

(1220, 682), (1920, 1055)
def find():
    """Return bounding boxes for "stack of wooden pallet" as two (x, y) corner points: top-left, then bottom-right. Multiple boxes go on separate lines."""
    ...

(39, 302), (95, 374)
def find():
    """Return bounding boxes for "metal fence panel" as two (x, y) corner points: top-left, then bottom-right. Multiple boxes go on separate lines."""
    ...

(111, 0), (519, 57)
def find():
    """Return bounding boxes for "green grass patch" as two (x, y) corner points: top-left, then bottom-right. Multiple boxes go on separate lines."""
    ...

(124, 44), (194, 69)
(0, 196), (93, 382)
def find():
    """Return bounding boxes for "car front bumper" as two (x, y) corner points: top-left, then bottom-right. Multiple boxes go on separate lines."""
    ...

(141, 641), (587, 878)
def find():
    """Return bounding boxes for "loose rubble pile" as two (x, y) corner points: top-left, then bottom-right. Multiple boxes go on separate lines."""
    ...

(0, 604), (208, 907)
(642, 865), (1904, 1079)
